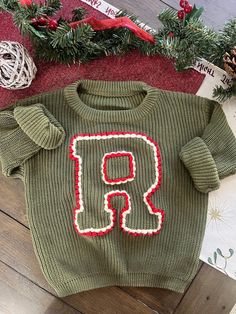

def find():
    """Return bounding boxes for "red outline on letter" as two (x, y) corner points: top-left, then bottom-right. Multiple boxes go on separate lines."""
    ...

(69, 132), (164, 237)
(102, 151), (135, 184)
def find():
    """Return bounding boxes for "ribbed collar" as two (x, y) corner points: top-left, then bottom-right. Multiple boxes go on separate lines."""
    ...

(64, 80), (160, 122)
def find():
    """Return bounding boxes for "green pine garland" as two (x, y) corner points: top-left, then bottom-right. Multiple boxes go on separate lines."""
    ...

(213, 82), (236, 102)
(157, 6), (217, 71)
(0, 0), (236, 101)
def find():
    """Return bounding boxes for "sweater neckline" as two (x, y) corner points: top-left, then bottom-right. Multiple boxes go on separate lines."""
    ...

(64, 80), (159, 122)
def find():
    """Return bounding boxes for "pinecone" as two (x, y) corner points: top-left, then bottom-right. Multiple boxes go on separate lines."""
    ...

(223, 46), (236, 79)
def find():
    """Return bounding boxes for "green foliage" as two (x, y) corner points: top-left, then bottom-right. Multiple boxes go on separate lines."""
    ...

(208, 248), (234, 276)
(36, 0), (62, 16)
(71, 7), (87, 22)
(157, 7), (218, 71)
(185, 4), (204, 22)
(0, 1), (153, 64)
(49, 22), (94, 48)
(1, 0), (236, 101)
(208, 19), (236, 67)
(158, 8), (179, 31)
(157, 6), (236, 100)
(0, 0), (19, 12)
(213, 82), (236, 102)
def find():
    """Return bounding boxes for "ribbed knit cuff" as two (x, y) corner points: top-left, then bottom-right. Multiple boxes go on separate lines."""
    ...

(179, 137), (220, 193)
(13, 103), (65, 150)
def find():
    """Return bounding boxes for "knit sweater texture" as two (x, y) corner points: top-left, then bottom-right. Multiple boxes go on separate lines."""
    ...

(1, 80), (236, 297)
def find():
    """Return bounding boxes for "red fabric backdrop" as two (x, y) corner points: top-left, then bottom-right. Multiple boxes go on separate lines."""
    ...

(0, 0), (205, 108)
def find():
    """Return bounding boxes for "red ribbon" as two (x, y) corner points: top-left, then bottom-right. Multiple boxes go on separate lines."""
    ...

(69, 16), (155, 43)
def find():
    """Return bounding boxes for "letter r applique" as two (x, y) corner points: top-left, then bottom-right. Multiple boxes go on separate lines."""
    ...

(69, 132), (164, 237)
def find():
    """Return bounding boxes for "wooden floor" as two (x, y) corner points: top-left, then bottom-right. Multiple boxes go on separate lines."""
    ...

(1, 1), (236, 314)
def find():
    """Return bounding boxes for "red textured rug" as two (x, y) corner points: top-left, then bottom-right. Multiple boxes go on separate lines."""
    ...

(0, 0), (205, 108)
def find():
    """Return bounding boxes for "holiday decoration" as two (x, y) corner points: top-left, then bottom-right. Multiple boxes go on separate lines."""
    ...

(180, 0), (189, 9)
(177, 10), (185, 20)
(0, 41), (37, 89)
(48, 19), (58, 30)
(178, 0), (193, 18)
(37, 16), (48, 26)
(157, 2), (236, 100)
(69, 16), (155, 43)
(0, 0), (155, 64)
(19, 0), (32, 6)
(223, 47), (236, 79)
(213, 47), (236, 101)
(158, 2), (216, 71)
(0, 0), (235, 100)
(184, 4), (193, 14)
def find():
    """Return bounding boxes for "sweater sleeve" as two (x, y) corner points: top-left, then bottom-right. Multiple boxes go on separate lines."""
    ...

(179, 99), (236, 193)
(0, 103), (65, 179)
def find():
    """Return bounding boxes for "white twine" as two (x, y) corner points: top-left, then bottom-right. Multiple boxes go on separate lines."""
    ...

(0, 41), (37, 90)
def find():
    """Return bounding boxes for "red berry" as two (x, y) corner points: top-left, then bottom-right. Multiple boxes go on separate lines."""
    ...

(184, 4), (193, 13)
(30, 17), (41, 29)
(48, 19), (58, 30)
(38, 17), (47, 26)
(168, 32), (174, 38)
(179, 0), (189, 8)
(177, 10), (185, 19)
(20, 0), (32, 6)
(30, 17), (38, 26)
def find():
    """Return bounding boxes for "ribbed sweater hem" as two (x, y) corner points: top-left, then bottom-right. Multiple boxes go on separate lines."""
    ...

(54, 272), (188, 297)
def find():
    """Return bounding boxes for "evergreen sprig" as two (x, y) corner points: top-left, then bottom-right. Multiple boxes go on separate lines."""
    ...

(49, 22), (95, 48)
(157, 7), (218, 71)
(0, 0), (19, 12)
(71, 7), (86, 22)
(208, 19), (236, 67)
(1, 0), (236, 101)
(158, 8), (179, 31)
(213, 82), (236, 102)
(37, 0), (61, 16)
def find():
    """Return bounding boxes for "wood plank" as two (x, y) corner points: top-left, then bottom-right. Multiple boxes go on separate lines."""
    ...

(174, 263), (236, 314)
(0, 170), (27, 225)
(0, 261), (81, 314)
(0, 209), (54, 293)
(107, 0), (168, 29)
(120, 287), (183, 314)
(161, 0), (236, 30)
(120, 261), (203, 314)
(63, 287), (157, 314)
(0, 211), (157, 314)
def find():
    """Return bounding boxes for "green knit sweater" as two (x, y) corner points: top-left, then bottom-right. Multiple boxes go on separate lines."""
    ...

(1, 80), (236, 297)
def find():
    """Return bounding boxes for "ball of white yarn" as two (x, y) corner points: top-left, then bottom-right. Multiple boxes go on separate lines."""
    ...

(0, 41), (37, 90)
